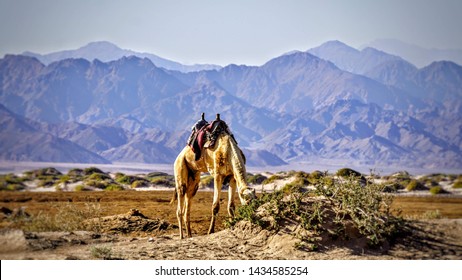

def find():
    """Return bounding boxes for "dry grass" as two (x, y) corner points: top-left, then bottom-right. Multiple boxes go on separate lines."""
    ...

(0, 190), (231, 235)
(391, 196), (462, 219)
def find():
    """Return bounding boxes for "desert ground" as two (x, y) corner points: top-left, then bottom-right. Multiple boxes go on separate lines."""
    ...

(1, 168), (462, 260)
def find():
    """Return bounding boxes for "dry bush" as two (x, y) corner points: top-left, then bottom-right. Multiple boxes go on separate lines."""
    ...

(246, 173), (267, 185)
(90, 245), (114, 260)
(0, 174), (27, 191)
(150, 176), (175, 187)
(227, 172), (404, 248)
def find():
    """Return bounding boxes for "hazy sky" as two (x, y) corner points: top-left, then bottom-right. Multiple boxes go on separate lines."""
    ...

(1, 0), (461, 66)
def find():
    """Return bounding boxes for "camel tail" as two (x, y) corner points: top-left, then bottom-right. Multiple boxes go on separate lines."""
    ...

(171, 147), (188, 205)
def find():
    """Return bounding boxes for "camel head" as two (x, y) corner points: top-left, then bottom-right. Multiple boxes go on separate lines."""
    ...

(239, 187), (256, 205)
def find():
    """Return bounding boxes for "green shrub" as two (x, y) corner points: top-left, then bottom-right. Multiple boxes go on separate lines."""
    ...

(36, 167), (62, 176)
(282, 176), (310, 193)
(57, 175), (71, 184)
(228, 173), (403, 247)
(226, 190), (285, 229)
(247, 173), (267, 185)
(383, 171), (411, 186)
(115, 175), (138, 185)
(67, 168), (84, 177)
(391, 171), (410, 179)
(87, 173), (111, 181)
(83, 167), (105, 176)
(262, 174), (282, 185)
(429, 186), (442, 195)
(310, 170), (325, 181)
(104, 184), (123, 191)
(21, 168), (63, 184)
(453, 181), (462, 189)
(150, 176), (175, 187)
(314, 174), (402, 246)
(406, 180), (424, 191)
(74, 185), (86, 191)
(38, 177), (55, 187)
(131, 180), (149, 188)
(382, 182), (402, 193)
(336, 168), (362, 178)
(1, 183), (26, 191)
(146, 172), (169, 178)
(426, 180), (439, 187)
(85, 180), (108, 189)
(0, 174), (27, 191)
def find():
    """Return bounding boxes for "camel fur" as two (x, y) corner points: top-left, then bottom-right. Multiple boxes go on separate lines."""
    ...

(172, 120), (255, 239)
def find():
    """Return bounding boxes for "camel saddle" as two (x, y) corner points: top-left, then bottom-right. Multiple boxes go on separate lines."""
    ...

(188, 119), (236, 161)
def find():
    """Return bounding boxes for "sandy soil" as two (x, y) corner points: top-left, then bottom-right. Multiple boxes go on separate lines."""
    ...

(1, 214), (461, 260)
(1, 177), (462, 260)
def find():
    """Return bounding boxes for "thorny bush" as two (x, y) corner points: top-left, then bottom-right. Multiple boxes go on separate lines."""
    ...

(226, 172), (404, 248)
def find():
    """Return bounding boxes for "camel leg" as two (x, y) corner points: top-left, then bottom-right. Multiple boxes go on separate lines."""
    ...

(208, 175), (223, 234)
(184, 173), (200, 238)
(176, 190), (185, 239)
(183, 194), (192, 238)
(228, 177), (237, 217)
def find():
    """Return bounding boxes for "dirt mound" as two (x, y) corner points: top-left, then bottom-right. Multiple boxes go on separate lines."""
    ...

(229, 199), (388, 256)
(85, 209), (177, 234)
(227, 178), (406, 255)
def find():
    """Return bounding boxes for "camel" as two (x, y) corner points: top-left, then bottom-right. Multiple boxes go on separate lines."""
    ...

(172, 114), (256, 239)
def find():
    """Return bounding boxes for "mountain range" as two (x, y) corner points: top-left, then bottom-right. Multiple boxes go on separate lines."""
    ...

(364, 39), (462, 68)
(23, 41), (222, 73)
(1, 41), (461, 169)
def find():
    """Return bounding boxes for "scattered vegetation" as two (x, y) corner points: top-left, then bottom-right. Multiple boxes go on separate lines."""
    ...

(150, 175), (175, 188)
(246, 173), (267, 185)
(336, 168), (362, 178)
(406, 180), (425, 191)
(74, 185), (87, 192)
(85, 179), (108, 189)
(8, 202), (103, 232)
(421, 210), (442, 219)
(104, 184), (124, 191)
(24, 167), (62, 178)
(67, 168), (84, 177)
(383, 171), (412, 190)
(261, 174), (283, 185)
(87, 173), (111, 181)
(0, 173), (27, 191)
(115, 174), (139, 185)
(2, 167), (462, 199)
(90, 246), (114, 260)
(131, 180), (149, 188)
(227, 172), (405, 248)
(83, 167), (105, 176)
(382, 182), (403, 193)
(429, 186), (443, 195)
(281, 171), (312, 193)
(453, 180), (462, 189)
(146, 172), (169, 178)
